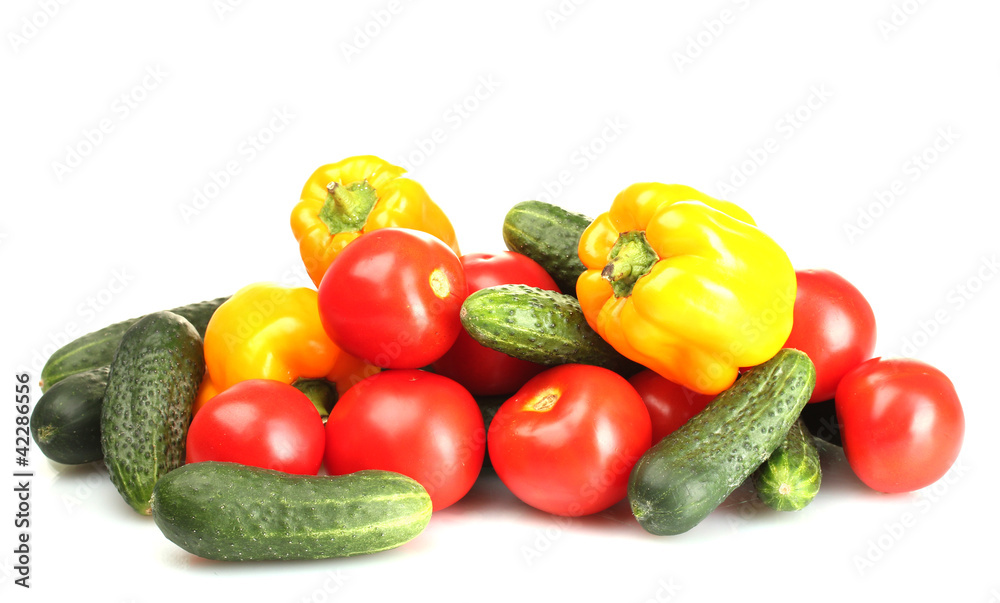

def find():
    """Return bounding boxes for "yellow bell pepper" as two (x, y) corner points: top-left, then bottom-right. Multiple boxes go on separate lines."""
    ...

(202, 282), (379, 397)
(576, 183), (796, 395)
(290, 155), (461, 286)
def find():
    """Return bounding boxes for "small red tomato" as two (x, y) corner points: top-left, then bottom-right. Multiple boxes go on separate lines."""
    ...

(784, 269), (877, 402)
(432, 251), (560, 395)
(185, 379), (326, 475)
(836, 357), (964, 493)
(488, 364), (652, 517)
(628, 369), (714, 443)
(318, 228), (467, 369)
(324, 370), (485, 511)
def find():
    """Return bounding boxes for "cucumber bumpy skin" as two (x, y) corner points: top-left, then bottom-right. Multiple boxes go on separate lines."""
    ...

(101, 311), (205, 515)
(753, 418), (822, 511)
(460, 284), (640, 375)
(628, 349), (816, 535)
(502, 200), (592, 296)
(40, 296), (226, 392)
(151, 462), (433, 561)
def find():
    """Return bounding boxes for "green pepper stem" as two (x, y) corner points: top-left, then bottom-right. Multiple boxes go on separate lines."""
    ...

(318, 180), (378, 235)
(602, 230), (658, 298)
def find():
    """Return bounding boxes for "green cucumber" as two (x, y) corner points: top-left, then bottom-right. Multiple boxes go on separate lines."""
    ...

(753, 418), (822, 511)
(460, 284), (640, 375)
(101, 311), (205, 515)
(475, 394), (507, 470)
(40, 296), (227, 392)
(799, 398), (842, 447)
(30, 367), (109, 465)
(502, 200), (591, 296)
(151, 462), (432, 561)
(628, 348), (816, 535)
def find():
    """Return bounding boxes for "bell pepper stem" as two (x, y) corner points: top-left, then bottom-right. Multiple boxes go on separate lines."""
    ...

(602, 230), (658, 298)
(318, 180), (378, 235)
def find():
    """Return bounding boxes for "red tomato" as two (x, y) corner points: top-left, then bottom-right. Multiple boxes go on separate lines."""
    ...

(324, 370), (485, 511)
(487, 364), (652, 517)
(784, 269), (877, 402)
(628, 369), (714, 443)
(185, 379), (326, 475)
(432, 251), (560, 395)
(835, 357), (964, 493)
(318, 228), (467, 369)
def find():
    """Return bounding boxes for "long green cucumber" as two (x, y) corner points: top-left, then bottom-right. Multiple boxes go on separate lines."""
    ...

(151, 462), (432, 561)
(40, 296), (227, 392)
(628, 349), (816, 535)
(101, 311), (205, 515)
(460, 284), (640, 375)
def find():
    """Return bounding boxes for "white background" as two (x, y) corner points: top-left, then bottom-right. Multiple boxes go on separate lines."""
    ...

(3, 1), (999, 601)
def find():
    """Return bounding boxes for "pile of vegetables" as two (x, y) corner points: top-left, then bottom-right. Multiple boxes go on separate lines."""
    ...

(30, 154), (965, 560)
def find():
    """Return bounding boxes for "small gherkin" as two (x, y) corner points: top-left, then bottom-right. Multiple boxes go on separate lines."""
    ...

(101, 311), (205, 515)
(753, 418), (822, 511)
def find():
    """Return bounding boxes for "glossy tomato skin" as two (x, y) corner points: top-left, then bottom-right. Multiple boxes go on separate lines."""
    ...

(488, 364), (652, 517)
(835, 357), (964, 493)
(324, 369), (485, 511)
(784, 269), (877, 402)
(185, 379), (326, 475)
(318, 228), (467, 369)
(432, 251), (560, 396)
(628, 369), (714, 444)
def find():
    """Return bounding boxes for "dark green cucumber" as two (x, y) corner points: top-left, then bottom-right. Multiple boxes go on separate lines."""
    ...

(40, 296), (227, 392)
(628, 349), (816, 535)
(30, 367), (109, 465)
(475, 394), (507, 470)
(151, 462), (432, 561)
(460, 284), (640, 375)
(101, 311), (205, 515)
(502, 200), (591, 295)
(753, 418), (822, 511)
(799, 398), (842, 447)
